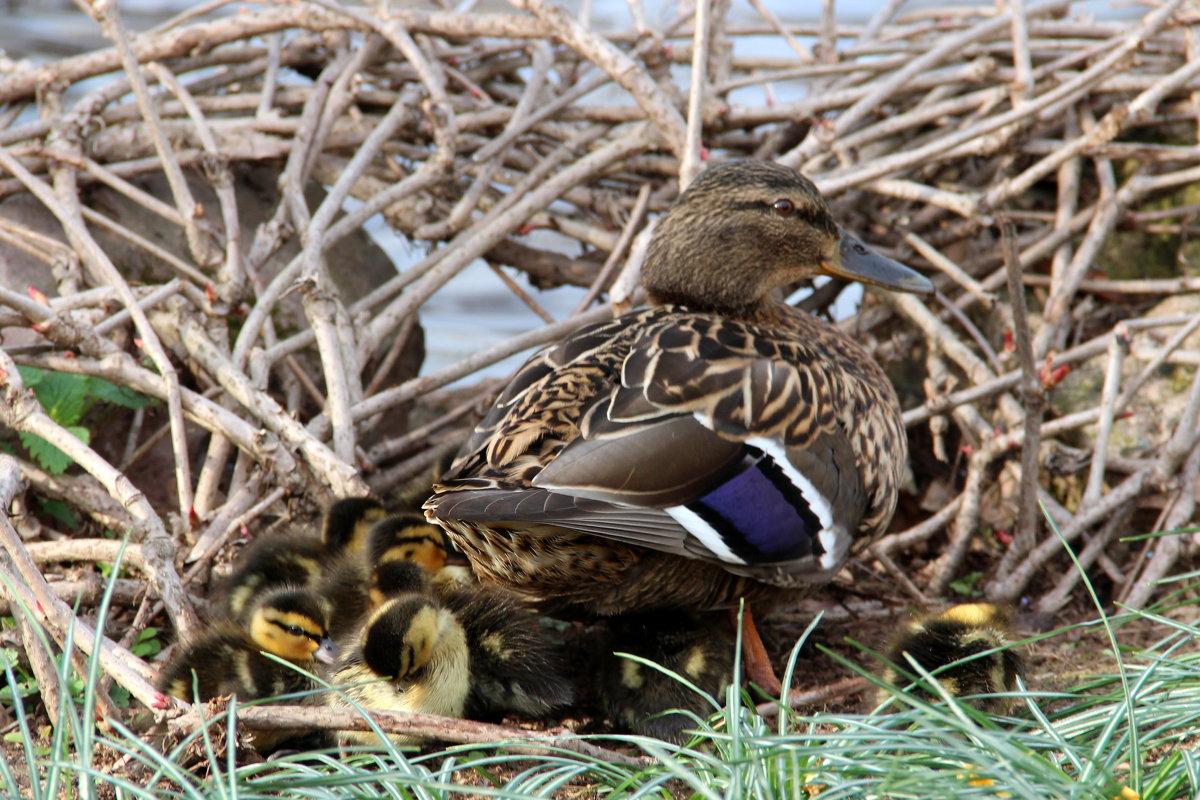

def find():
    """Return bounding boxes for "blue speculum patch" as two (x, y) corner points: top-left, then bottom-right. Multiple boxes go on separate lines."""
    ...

(687, 447), (823, 563)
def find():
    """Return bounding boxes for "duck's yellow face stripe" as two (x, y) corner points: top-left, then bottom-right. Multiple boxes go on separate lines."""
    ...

(398, 606), (440, 678)
(250, 609), (325, 661)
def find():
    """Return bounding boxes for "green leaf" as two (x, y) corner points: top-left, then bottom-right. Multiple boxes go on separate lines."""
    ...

(86, 376), (151, 410)
(15, 365), (44, 388)
(948, 570), (983, 597)
(18, 426), (89, 474)
(35, 497), (78, 529)
(30, 370), (90, 425)
(131, 628), (162, 658)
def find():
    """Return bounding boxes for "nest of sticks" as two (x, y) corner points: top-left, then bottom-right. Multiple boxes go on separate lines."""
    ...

(1, 0), (1199, 739)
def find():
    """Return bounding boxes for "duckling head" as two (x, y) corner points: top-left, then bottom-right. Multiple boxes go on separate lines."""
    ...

(368, 514), (448, 575)
(247, 587), (338, 665)
(361, 596), (450, 681)
(882, 602), (1024, 714)
(642, 161), (932, 318)
(322, 497), (387, 555)
(367, 560), (433, 609)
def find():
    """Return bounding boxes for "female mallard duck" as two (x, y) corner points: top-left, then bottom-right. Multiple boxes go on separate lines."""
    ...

(879, 603), (1024, 714)
(424, 160), (932, 692)
(221, 498), (385, 622)
(325, 592), (470, 747)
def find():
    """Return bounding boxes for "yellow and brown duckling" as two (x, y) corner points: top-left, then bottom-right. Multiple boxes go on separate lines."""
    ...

(220, 497), (385, 622)
(597, 612), (735, 742)
(320, 512), (450, 626)
(325, 587), (470, 747)
(424, 160), (933, 692)
(879, 603), (1024, 714)
(157, 586), (337, 750)
(158, 586), (337, 702)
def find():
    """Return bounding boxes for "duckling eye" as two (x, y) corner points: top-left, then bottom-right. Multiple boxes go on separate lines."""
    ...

(284, 624), (305, 637)
(772, 198), (795, 216)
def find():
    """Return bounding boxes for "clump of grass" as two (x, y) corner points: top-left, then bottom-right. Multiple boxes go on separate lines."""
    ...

(4, 564), (1199, 799)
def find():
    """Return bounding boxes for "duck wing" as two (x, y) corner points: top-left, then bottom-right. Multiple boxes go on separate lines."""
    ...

(432, 309), (891, 582)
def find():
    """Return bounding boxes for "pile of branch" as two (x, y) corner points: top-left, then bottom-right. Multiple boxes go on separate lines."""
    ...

(1, 0), (1199, 726)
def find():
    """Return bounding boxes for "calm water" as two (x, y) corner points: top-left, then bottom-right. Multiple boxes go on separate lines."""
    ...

(3, 0), (1133, 381)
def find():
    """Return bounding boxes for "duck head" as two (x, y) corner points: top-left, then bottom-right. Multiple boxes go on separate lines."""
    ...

(642, 161), (933, 317)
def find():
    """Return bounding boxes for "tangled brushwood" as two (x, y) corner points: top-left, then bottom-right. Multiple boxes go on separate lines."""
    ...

(0, 0), (1199, 742)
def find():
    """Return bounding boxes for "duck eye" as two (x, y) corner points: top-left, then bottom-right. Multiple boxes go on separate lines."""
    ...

(285, 624), (304, 637)
(772, 198), (795, 216)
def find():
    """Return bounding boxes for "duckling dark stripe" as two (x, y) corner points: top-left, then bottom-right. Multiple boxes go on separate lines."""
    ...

(669, 444), (826, 564)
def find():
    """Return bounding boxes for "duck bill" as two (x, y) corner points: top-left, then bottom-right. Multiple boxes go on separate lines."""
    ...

(822, 232), (934, 295)
(314, 637), (339, 665)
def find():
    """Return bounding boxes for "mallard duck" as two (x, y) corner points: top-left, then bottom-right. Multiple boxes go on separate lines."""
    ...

(221, 497), (384, 621)
(424, 160), (933, 692)
(325, 593), (470, 747)
(879, 603), (1024, 714)
(597, 611), (735, 742)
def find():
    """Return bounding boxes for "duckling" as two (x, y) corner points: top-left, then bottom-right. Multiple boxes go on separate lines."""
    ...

(375, 516), (572, 719)
(157, 587), (337, 750)
(221, 497), (384, 622)
(325, 593), (470, 747)
(879, 603), (1024, 714)
(438, 581), (573, 720)
(425, 160), (934, 694)
(597, 612), (735, 742)
(321, 513), (449, 625)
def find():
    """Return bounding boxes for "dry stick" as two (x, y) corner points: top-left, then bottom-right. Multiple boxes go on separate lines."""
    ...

(786, 0), (1065, 169)
(185, 484), (284, 582)
(903, 233), (995, 309)
(237, 157), (447, 373)
(363, 393), (489, 466)
(1122, 439), (1200, 609)
(744, 0), (812, 63)
(1008, 0), (1033, 102)
(874, 495), (964, 558)
(992, 218), (1045, 582)
(90, 0), (216, 272)
(512, 0), (687, 158)
(0, 456), (174, 712)
(168, 704), (643, 766)
(326, 304), (615, 440)
(992, 362), (1200, 604)
(1081, 328), (1128, 508)
(1049, 106), (1081, 300)
(985, 43), (1200, 209)
(1114, 314), (1200, 412)
(355, 123), (656, 362)
(928, 448), (990, 597)
(757, 678), (873, 718)
(145, 63), (244, 306)
(811, 2), (1183, 197)
(572, 182), (652, 314)
(0, 579), (143, 616)
(1035, 163), (1200, 357)
(679, 0), (712, 189)
(0, 351), (200, 640)
(1035, 503), (1135, 617)
(172, 305), (368, 499)
(12, 151), (197, 532)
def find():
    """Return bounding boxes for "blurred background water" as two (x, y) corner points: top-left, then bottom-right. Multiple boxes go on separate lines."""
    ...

(1, 0), (1134, 381)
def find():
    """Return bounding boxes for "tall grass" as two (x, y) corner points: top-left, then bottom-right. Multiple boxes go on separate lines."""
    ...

(3, 572), (1198, 798)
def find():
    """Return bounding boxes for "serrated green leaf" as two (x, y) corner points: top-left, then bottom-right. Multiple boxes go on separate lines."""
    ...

(18, 426), (87, 474)
(19, 432), (73, 474)
(86, 376), (151, 410)
(31, 370), (90, 425)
